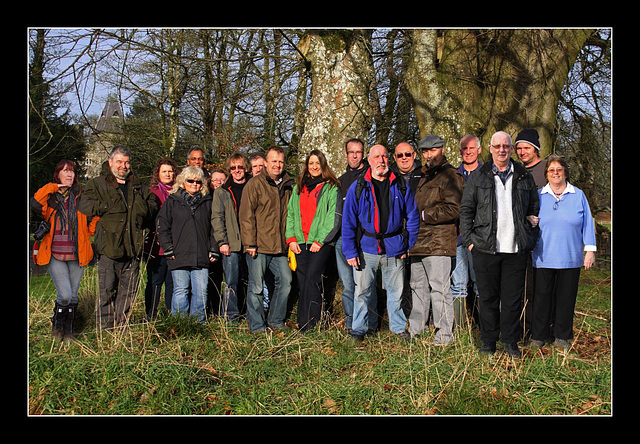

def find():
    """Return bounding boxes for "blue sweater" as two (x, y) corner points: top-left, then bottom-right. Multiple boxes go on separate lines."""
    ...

(532, 183), (596, 269)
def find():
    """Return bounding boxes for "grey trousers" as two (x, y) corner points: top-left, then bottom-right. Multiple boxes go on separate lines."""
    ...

(408, 255), (454, 343)
(97, 255), (140, 330)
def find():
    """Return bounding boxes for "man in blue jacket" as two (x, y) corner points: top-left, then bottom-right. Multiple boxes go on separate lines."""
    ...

(342, 144), (420, 342)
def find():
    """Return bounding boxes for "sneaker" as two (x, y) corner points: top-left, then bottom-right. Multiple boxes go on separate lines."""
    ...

(395, 331), (411, 340)
(504, 342), (522, 358)
(434, 334), (453, 346)
(554, 338), (570, 351)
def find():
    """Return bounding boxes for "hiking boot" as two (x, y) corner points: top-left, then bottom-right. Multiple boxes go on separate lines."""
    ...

(350, 333), (365, 343)
(504, 342), (522, 358)
(63, 304), (78, 342)
(51, 303), (66, 341)
(479, 341), (496, 355)
(530, 339), (545, 349)
(554, 338), (571, 351)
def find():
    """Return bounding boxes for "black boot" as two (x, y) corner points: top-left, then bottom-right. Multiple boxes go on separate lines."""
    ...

(51, 303), (66, 340)
(63, 304), (78, 342)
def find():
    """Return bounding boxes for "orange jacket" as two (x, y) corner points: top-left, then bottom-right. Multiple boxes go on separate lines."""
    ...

(32, 183), (100, 267)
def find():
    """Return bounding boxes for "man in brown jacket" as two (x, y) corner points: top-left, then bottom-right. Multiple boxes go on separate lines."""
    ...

(238, 146), (295, 333)
(407, 135), (464, 345)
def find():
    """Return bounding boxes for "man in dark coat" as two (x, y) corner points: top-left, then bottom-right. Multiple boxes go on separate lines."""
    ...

(459, 131), (539, 358)
(79, 145), (158, 330)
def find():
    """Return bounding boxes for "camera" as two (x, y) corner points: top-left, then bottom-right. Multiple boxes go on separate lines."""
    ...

(33, 220), (51, 241)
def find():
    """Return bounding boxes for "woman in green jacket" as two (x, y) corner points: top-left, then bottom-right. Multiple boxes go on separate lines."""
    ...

(286, 150), (340, 332)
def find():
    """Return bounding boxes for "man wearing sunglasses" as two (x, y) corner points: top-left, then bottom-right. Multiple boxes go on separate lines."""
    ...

(391, 142), (423, 194)
(212, 153), (252, 322)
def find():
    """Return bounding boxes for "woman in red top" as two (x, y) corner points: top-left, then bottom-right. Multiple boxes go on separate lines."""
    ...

(31, 160), (99, 341)
(286, 150), (340, 332)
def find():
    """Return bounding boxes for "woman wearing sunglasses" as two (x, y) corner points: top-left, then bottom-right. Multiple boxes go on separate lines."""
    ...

(156, 166), (219, 323)
(530, 155), (597, 352)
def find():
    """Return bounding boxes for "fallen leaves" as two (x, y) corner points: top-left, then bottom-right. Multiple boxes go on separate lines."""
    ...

(323, 398), (341, 414)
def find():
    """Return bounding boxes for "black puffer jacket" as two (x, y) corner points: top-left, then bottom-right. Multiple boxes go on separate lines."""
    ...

(459, 161), (539, 255)
(156, 190), (217, 270)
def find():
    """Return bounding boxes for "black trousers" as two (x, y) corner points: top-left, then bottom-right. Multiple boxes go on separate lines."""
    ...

(295, 244), (333, 332)
(472, 251), (528, 344)
(532, 267), (581, 341)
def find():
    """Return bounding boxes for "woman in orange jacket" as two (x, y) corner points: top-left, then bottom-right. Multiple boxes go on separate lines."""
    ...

(31, 160), (99, 341)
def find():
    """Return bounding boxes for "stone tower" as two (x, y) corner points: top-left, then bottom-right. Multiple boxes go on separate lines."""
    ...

(83, 96), (124, 179)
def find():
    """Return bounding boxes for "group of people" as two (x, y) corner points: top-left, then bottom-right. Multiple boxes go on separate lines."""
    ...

(31, 128), (597, 358)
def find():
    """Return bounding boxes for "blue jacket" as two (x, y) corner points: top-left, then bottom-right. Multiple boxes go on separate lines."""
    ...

(341, 168), (419, 260)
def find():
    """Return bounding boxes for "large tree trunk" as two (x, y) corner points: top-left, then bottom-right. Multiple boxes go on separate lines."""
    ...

(298, 30), (375, 173)
(405, 29), (594, 162)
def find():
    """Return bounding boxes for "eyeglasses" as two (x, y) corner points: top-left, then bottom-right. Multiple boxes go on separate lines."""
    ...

(548, 168), (564, 174)
(186, 179), (202, 185)
(491, 144), (512, 149)
(347, 150), (363, 156)
(395, 152), (413, 159)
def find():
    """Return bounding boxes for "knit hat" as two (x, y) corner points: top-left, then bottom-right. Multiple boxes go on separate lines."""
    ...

(418, 134), (445, 150)
(514, 129), (540, 152)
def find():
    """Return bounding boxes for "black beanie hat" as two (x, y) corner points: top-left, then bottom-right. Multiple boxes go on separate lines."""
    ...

(514, 129), (540, 151)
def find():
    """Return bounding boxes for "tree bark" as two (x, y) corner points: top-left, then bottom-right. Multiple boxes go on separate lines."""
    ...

(405, 29), (594, 162)
(298, 29), (375, 173)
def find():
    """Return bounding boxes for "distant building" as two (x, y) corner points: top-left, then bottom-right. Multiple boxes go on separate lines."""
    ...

(82, 96), (124, 179)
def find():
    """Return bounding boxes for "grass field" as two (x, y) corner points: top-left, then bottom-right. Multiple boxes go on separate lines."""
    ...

(27, 260), (612, 416)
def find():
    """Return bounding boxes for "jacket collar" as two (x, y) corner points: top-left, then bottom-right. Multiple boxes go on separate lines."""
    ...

(364, 167), (397, 185)
(105, 170), (136, 188)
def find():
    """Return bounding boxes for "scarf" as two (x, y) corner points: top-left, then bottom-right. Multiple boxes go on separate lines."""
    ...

(302, 175), (323, 192)
(54, 188), (78, 247)
(157, 181), (172, 203)
(181, 188), (202, 214)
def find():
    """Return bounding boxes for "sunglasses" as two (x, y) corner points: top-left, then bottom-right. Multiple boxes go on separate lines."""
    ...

(186, 179), (203, 185)
(229, 165), (245, 171)
(395, 152), (413, 158)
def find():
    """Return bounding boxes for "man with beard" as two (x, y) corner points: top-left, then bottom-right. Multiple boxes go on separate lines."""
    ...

(341, 144), (420, 343)
(79, 145), (158, 330)
(407, 135), (464, 345)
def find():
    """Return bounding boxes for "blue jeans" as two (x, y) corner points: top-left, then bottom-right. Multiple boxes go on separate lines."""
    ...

(245, 253), (291, 332)
(335, 237), (377, 331)
(48, 256), (84, 306)
(451, 244), (478, 298)
(221, 251), (245, 319)
(171, 267), (209, 323)
(352, 252), (406, 335)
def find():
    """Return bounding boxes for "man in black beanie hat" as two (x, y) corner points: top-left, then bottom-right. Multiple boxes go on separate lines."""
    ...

(514, 128), (546, 343)
(515, 128), (546, 189)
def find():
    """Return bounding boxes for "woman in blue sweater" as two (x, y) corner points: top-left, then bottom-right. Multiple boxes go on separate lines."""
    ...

(531, 155), (596, 351)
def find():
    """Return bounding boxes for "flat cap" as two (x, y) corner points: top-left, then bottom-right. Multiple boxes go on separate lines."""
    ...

(418, 134), (445, 149)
